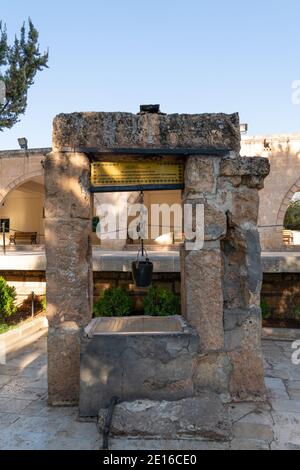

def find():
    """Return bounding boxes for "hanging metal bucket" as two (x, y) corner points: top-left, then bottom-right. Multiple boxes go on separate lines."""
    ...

(132, 250), (153, 288)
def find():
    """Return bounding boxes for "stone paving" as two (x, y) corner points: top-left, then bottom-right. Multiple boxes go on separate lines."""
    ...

(0, 332), (299, 450)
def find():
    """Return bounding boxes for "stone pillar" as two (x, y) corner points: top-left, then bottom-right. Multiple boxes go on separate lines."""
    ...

(182, 155), (270, 400)
(45, 151), (93, 405)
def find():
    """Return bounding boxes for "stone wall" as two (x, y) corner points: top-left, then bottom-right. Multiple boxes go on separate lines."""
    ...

(181, 155), (270, 400)
(241, 134), (300, 251)
(0, 148), (49, 205)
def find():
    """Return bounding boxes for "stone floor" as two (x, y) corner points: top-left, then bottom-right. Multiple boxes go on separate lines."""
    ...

(0, 332), (299, 450)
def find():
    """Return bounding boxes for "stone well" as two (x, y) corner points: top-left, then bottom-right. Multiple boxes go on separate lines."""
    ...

(45, 109), (270, 409)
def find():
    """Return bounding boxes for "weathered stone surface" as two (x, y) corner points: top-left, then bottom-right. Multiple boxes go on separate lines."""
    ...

(45, 219), (92, 328)
(79, 329), (199, 416)
(182, 249), (224, 352)
(53, 112), (241, 153)
(204, 201), (227, 240)
(184, 157), (216, 195)
(45, 152), (92, 220)
(224, 307), (261, 331)
(48, 324), (81, 406)
(98, 395), (231, 440)
(225, 313), (262, 352)
(220, 156), (270, 179)
(193, 353), (232, 395)
(230, 187), (259, 227)
(228, 309), (265, 401)
(222, 227), (262, 310)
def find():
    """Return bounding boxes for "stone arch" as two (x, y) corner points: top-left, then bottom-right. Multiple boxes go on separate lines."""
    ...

(276, 176), (300, 229)
(0, 169), (44, 205)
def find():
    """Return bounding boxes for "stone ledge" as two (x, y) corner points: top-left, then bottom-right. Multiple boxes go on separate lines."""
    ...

(0, 316), (48, 355)
(262, 327), (300, 341)
(98, 395), (231, 441)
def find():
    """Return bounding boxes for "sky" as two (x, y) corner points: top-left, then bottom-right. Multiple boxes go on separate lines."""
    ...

(1, 0), (300, 150)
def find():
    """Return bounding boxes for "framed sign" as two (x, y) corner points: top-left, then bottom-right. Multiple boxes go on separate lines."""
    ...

(91, 161), (184, 192)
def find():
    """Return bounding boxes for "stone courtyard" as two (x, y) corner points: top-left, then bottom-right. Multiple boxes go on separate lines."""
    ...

(0, 329), (299, 450)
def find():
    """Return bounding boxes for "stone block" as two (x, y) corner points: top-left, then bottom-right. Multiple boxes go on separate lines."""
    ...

(45, 152), (92, 220)
(220, 156), (270, 180)
(79, 329), (198, 416)
(98, 394), (231, 441)
(230, 187), (259, 227)
(48, 324), (81, 406)
(182, 249), (224, 352)
(193, 353), (232, 395)
(184, 157), (216, 195)
(53, 112), (241, 153)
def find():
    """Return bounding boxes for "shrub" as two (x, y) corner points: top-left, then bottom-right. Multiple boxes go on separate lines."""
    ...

(0, 276), (16, 322)
(93, 287), (132, 317)
(144, 285), (180, 317)
(295, 305), (300, 319)
(41, 297), (46, 312)
(261, 297), (271, 320)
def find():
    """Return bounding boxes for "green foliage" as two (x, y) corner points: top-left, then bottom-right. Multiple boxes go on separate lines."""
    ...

(93, 287), (132, 317)
(0, 323), (16, 335)
(0, 18), (48, 130)
(295, 305), (300, 319)
(0, 276), (16, 322)
(144, 285), (180, 317)
(41, 297), (46, 312)
(284, 200), (300, 230)
(261, 297), (271, 320)
(92, 217), (99, 233)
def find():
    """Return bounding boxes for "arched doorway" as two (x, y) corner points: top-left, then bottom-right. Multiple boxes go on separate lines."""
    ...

(0, 175), (45, 247)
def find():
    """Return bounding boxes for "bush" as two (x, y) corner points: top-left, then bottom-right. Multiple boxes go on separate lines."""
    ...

(41, 297), (46, 312)
(144, 285), (180, 317)
(295, 305), (300, 319)
(261, 297), (271, 320)
(93, 287), (132, 317)
(284, 200), (300, 230)
(0, 276), (16, 322)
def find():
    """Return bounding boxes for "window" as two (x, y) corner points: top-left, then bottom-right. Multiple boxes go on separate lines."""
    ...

(0, 219), (10, 233)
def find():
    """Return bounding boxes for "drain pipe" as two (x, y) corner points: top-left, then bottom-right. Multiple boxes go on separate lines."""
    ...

(101, 396), (120, 450)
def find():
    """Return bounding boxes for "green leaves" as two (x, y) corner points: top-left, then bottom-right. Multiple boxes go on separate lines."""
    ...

(0, 276), (16, 322)
(284, 200), (300, 230)
(144, 285), (180, 317)
(0, 18), (48, 130)
(93, 287), (132, 317)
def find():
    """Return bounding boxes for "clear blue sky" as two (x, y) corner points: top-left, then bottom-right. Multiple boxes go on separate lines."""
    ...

(1, 0), (300, 149)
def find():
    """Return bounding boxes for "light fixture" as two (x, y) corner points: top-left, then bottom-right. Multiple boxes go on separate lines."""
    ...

(18, 137), (28, 150)
(240, 123), (248, 134)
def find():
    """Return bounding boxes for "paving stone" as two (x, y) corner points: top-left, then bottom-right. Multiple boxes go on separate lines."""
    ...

(230, 439), (270, 450)
(232, 422), (273, 442)
(265, 378), (289, 400)
(7, 415), (68, 437)
(271, 399), (300, 413)
(271, 412), (300, 450)
(56, 420), (99, 441)
(0, 413), (20, 426)
(0, 398), (33, 414)
(45, 437), (101, 450)
(0, 375), (13, 387)
(0, 431), (50, 450)
(109, 438), (230, 451)
(228, 402), (271, 423)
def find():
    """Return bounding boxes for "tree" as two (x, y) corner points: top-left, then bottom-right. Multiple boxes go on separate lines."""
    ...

(0, 18), (48, 131)
(284, 200), (300, 230)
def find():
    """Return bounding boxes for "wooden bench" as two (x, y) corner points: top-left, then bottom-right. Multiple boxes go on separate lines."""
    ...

(283, 229), (294, 246)
(9, 231), (37, 245)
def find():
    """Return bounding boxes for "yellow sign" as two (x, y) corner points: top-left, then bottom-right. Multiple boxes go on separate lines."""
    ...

(91, 161), (184, 187)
